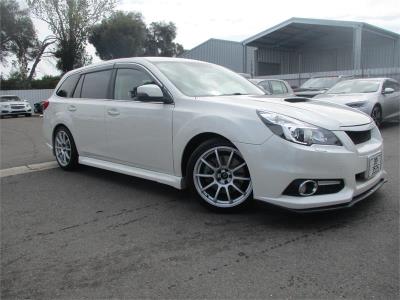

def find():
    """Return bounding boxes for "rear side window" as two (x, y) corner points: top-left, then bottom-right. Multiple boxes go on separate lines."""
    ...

(270, 81), (287, 94)
(258, 81), (271, 93)
(73, 75), (84, 98)
(81, 70), (112, 99)
(56, 74), (80, 97)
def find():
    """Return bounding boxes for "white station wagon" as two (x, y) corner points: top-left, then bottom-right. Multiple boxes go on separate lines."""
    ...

(43, 58), (387, 212)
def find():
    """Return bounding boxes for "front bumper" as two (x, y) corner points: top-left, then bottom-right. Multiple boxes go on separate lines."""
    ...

(1, 108), (31, 115)
(236, 125), (387, 210)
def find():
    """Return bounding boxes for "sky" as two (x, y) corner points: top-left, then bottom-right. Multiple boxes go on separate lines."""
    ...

(4, 0), (400, 78)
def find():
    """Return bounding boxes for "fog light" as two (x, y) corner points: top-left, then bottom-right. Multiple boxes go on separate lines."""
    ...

(298, 180), (318, 196)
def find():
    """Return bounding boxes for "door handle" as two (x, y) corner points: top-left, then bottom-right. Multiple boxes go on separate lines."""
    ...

(107, 109), (120, 116)
(67, 105), (77, 112)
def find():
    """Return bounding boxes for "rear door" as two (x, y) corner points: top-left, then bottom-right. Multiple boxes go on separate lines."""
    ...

(66, 68), (112, 158)
(104, 64), (174, 174)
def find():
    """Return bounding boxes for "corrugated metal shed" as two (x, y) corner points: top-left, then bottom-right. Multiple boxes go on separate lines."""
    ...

(244, 18), (400, 76)
(180, 39), (255, 74)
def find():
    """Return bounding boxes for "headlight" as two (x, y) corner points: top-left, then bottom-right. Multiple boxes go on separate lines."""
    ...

(257, 111), (342, 146)
(347, 101), (366, 108)
(1, 104), (10, 108)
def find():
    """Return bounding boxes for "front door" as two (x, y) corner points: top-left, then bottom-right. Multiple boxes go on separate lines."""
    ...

(104, 66), (174, 174)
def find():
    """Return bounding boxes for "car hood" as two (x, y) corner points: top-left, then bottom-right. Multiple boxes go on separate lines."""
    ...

(314, 93), (375, 105)
(200, 95), (372, 130)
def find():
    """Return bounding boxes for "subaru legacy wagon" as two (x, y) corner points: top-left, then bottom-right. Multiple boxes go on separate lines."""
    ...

(43, 58), (387, 212)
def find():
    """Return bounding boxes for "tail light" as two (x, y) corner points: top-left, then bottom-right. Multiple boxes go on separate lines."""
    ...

(42, 100), (50, 110)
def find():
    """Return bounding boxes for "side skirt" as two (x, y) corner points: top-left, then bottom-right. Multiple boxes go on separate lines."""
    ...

(79, 156), (184, 189)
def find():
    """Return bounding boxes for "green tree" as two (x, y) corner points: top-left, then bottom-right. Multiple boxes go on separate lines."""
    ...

(145, 21), (184, 57)
(0, 0), (56, 85)
(28, 0), (116, 73)
(89, 11), (147, 60)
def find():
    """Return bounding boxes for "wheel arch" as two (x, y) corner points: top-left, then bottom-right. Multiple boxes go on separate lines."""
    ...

(180, 132), (233, 178)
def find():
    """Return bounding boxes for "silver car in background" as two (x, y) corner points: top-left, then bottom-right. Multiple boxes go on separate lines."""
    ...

(315, 78), (400, 126)
(249, 79), (294, 96)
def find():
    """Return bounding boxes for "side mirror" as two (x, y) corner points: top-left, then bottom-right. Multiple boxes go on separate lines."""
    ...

(136, 84), (171, 103)
(382, 87), (394, 94)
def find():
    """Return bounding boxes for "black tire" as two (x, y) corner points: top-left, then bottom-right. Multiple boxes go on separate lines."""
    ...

(186, 138), (253, 212)
(371, 105), (383, 127)
(25, 113), (32, 117)
(53, 126), (79, 170)
(12, 115), (18, 118)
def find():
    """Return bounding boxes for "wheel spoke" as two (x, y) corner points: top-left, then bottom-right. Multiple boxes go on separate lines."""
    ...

(225, 186), (232, 203)
(234, 176), (251, 181)
(213, 186), (221, 202)
(215, 149), (222, 167)
(231, 183), (244, 195)
(232, 162), (246, 173)
(201, 181), (216, 191)
(226, 150), (234, 168)
(195, 173), (214, 178)
(201, 158), (217, 171)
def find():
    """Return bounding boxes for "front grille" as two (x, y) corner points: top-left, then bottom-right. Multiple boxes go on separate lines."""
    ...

(11, 105), (24, 109)
(346, 130), (371, 145)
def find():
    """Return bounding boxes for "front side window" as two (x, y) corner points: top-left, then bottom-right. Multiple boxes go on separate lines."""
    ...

(81, 70), (112, 99)
(56, 74), (80, 97)
(153, 61), (264, 97)
(383, 80), (400, 92)
(328, 80), (380, 94)
(114, 69), (154, 100)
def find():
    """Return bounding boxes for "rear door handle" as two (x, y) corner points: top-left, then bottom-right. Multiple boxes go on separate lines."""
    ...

(67, 105), (77, 112)
(107, 109), (120, 116)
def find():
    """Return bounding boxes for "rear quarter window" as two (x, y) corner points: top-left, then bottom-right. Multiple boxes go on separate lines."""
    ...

(56, 74), (80, 98)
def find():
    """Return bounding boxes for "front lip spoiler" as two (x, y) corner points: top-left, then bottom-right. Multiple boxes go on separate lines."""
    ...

(289, 178), (387, 213)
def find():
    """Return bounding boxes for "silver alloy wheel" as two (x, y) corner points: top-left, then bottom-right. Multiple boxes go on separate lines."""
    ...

(55, 130), (72, 167)
(193, 146), (252, 208)
(371, 106), (382, 126)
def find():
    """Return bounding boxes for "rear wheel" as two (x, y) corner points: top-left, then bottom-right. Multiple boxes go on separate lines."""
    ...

(371, 105), (382, 127)
(187, 139), (253, 211)
(54, 126), (79, 170)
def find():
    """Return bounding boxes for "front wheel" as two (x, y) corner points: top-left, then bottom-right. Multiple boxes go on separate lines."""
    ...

(54, 126), (79, 170)
(187, 139), (253, 211)
(371, 105), (382, 127)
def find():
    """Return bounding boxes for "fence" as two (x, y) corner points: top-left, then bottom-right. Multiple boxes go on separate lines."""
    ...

(254, 67), (400, 88)
(0, 89), (54, 107)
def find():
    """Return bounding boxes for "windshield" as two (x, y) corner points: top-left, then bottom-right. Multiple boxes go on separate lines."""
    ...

(153, 61), (265, 97)
(0, 96), (21, 102)
(301, 77), (340, 89)
(327, 80), (380, 94)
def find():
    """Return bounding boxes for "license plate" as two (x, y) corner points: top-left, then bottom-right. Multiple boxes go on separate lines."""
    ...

(367, 152), (382, 179)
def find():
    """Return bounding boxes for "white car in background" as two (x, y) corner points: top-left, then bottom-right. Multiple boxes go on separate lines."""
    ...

(43, 58), (386, 212)
(315, 78), (400, 127)
(0, 95), (32, 118)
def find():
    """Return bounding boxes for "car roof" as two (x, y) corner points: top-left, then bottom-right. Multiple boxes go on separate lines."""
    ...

(250, 78), (287, 83)
(67, 57), (207, 76)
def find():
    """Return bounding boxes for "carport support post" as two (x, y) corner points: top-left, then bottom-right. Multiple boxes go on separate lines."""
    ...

(353, 25), (363, 71)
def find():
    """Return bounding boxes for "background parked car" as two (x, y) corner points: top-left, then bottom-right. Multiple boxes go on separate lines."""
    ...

(315, 78), (400, 126)
(249, 79), (294, 96)
(294, 75), (352, 98)
(0, 95), (32, 118)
